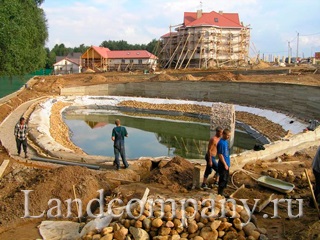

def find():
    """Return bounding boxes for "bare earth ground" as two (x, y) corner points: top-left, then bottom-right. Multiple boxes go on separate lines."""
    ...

(0, 68), (319, 239)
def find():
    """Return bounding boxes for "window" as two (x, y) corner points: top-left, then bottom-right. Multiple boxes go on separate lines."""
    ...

(130, 59), (134, 63)
(121, 59), (125, 63)
(138, 59), (142, 64)
(214, 18), (219, 22)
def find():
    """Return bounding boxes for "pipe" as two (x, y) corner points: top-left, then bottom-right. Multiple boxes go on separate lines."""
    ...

(31, 156), (100, 170)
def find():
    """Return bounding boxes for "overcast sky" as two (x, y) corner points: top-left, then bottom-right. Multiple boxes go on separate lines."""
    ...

(42, 0), (320, 58)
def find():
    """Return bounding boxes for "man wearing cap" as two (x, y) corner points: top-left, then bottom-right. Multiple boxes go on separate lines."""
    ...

(14, 117), (28, 158)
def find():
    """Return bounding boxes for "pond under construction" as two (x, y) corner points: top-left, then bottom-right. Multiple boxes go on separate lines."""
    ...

(63, 110), (257, 159)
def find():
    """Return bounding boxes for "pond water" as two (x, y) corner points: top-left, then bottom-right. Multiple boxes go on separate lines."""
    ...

(64, 111), (257, 159)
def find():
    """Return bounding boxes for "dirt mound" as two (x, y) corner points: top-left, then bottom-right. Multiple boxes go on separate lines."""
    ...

(149, 73), (178, 81)
(105, 76), (128, 82)
(179, 74), (199, 81)
(145, 156), (194, 192)
(0, 166), (113, 231)
(201, 72), (236, 81)
(201, 72), (248, 81)
(254, 61), (271, 69)
(85, 68), (95, 73)
(89, 74), (107, 83)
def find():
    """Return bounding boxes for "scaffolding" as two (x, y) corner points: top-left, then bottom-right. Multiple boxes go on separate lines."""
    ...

(158, 23), (251, 69)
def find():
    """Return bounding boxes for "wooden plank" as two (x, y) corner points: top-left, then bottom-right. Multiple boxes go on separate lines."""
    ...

(305, 168), (320, 219)
(0, 160), (10, 178)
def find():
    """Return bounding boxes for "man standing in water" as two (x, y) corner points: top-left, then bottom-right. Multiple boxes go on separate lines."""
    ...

(111, 119), (129, 170)
(217, 129), (231, 197)
(201, 126), (223, 189)
(14, 117), (28, 158)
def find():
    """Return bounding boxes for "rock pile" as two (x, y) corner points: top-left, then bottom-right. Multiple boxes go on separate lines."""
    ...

(81, 195), (267, 240)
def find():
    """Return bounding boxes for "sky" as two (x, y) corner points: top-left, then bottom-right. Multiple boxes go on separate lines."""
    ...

(42, 0), (320, 58)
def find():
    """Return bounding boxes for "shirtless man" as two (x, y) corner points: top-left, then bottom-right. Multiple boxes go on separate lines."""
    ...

(201, 126), (223, 189)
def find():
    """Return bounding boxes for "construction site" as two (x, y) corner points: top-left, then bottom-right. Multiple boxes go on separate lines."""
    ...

(0, 64), (319, 239)
(157, 9), (251, 69)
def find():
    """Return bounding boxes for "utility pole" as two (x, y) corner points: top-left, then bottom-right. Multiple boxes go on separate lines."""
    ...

(296, 32), (299, 60)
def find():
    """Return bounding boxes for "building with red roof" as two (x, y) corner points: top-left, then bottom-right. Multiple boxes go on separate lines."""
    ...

(159, 9), (250, 69)
(81, 46), (158, 72)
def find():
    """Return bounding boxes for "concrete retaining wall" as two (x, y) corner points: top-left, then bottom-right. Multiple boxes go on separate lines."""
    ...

(61, 81), (320, 120)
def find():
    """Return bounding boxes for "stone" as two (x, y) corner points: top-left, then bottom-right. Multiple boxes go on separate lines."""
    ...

(129, 226), (150, 240)
(153, 236), (169, 240)
(256, 227), (267, 234)
(197, 222), (205, 230)
(123, 219), (131, 229)
(143, 218), (151, 229)
(92, 234), (101, 240)
(193, 236), (204, 240)
(159, 227), (171, 236)
(152, 218), (163, 228)
(134, 220), (143, 228)
(113, 223), (121, 232)
(259, 234), (268, 240)
(164, 204), (172, 213)
(233, 218), (242, 231)
(114, 227), (128, 240)
(169, 235), (181, 240)
(101, 234), (114, 240)
(200, 227), (218, 240)
(218, 231), (225, 238)
(102, 227), (113, 235)
(226, 210), (240, 218)
(217, 222), (232, 231)
(188, 221), (198, 234)
(173, 219), (182, 228)
(223, 231), (238, 240)
(243, 222), (256, 236)
(180, 232), (189, 238)
(210, 220), (221, 231)
(250, 230), (260, 240)
(166, 221), (174, 228)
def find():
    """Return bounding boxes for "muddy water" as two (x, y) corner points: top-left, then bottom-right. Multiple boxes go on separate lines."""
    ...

(64, 113), (257, 159)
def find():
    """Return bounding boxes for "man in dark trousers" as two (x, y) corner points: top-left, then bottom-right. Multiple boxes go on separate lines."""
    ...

(201, 126), (223, 189)
(217, 128), (231, 197)
(111, 119), (129, 170)
(312, 146), (320, 204)
(14, 117), (28, 158)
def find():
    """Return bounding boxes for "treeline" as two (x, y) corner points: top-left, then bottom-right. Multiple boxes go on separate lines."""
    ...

(0, 0), (159, 76)
(0, 0), (48, 77)
(46, 39), (158, 69)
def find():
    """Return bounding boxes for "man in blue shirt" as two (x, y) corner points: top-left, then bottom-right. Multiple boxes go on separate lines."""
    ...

(217, 129), (231, 196)
(112, 119), (129, 170)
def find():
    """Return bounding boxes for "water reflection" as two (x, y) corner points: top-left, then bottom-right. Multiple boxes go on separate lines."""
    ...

(64, 112), (257, 159)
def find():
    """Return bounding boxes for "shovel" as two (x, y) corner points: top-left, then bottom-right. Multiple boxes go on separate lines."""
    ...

(305, 169), (320, 219)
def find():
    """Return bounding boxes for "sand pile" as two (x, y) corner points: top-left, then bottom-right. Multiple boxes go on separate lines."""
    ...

(90, 74), (107, 83)
(145, 156), (194, 192)
(0, 166), (114, 228)
(85, 68), (95, 73)
(254, 61), (271, 69)
(149, 73), (178, 81)
(201, 72), (247, 81)
(179, 74), (200, 81)
(201, 72), (236, 81)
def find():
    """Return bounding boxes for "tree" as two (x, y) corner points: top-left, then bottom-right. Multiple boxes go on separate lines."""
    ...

(0, 0), (48, 77)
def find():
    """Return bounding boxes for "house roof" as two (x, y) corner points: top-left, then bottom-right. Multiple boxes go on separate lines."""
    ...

(161, 32), (178, 38)
(107, 50), (158, 59)
(183, 11), (242, 28)
(56, 52), (82, 65)
(87, 46), (157, 59)
(53, 57), (80, 66)
(91, 46), (111, 58)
